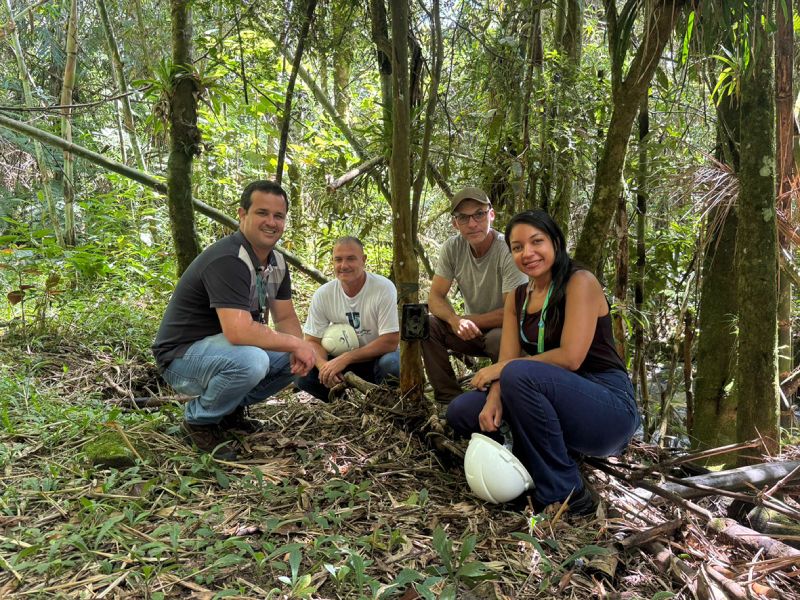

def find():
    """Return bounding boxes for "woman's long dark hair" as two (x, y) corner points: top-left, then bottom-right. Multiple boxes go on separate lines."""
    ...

(504, 210), (582, 337)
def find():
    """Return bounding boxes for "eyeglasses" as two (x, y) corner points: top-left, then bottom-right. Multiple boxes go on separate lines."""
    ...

(454, 209), (490, 225)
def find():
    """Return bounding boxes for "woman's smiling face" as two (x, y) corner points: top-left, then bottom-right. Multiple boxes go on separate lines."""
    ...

(508, 223), (556, 279)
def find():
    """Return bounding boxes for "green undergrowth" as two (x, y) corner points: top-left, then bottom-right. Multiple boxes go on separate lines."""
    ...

(0, 366), (510, 599)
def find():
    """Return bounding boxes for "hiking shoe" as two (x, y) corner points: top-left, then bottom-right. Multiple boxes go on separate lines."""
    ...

(218, 406), (264, 434)
(566, 485), (597, 517)
(181, 421), (238, 460)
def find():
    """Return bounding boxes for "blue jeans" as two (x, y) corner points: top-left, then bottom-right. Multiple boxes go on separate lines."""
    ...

(447, 360), (640, 506)
(162, 333), (294, 425)
(295, 350), (400, 401)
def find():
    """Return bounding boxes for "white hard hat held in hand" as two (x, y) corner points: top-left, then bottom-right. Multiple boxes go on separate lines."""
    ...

(321, 323), (359, 356)
(464, 426), (534, 504)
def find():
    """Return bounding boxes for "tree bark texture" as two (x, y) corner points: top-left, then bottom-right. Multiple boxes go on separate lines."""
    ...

(96, 0), (146, 171)
(735, 1), (780, 458)
(775, 0), (794, 379)
(389, 0), (423, 398)
(167, 0), (201, 275)
(632, 94), (648, 402)
(575, 0), (687, 272)
(692, 98), (739, 452)
(60, 0), (78, 246)
(612, 193), (628, 360)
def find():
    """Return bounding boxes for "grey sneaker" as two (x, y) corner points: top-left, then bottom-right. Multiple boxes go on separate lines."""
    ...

(181, 421), (238, 460)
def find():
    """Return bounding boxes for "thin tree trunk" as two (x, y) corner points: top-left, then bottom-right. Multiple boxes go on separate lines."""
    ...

(575, 0), (687, 272)
(632, 94), (648, 407)
(736, 0), (779, 458)
(2, 0), (64, 247)
(275, 0), (318, 185)
(613, 193), (628, 360)
(389, 0), (423, 398)
(411, 0), (442, 242)
(776, 0), (794, 382)
(168, 0), (201, 275)
(96, 0), (146, 171)
(332, 3), (354, 123)
(550, 0), (583, 236)
(369, 0), (394, 150)
(60, 0), (78, 246)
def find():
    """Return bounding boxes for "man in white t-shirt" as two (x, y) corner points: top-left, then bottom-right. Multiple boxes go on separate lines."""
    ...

(422, 187), (527, 403)
(297, 237), (400, 400)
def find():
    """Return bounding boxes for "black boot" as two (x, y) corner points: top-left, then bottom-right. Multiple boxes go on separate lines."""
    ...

(181, 421), (238, 460)
(219, 406), (264, 434)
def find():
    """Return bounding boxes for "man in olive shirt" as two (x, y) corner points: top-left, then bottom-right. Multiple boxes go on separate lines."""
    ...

(422, 187), (527, 403)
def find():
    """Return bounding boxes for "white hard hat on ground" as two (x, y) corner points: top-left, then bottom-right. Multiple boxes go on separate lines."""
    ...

(321, 323), (359, 356)
(464, 432), (534, 503)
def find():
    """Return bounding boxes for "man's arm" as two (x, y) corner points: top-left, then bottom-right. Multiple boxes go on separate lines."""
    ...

(270, 298), (304, 338)
(429, 274), (505, 338)
(217, 306), (315, 374)
(428, 274), (457, 323)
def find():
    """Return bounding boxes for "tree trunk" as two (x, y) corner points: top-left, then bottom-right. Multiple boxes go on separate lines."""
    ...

(575, 0), (687, 272)
(2, 0), (64, 247)
(332, 3), (354, 124)
(275, 0), (318, 185)
(692, 95), (739, 452)
(389, 0), (423, 398)
(612, 193), (628, 360)
(167, 0), (201, 275)
(735, 1), (779, 458)
(96, 0), (146, 171)
(369, 0), (394, 150)
(776, 0), (793, 382)
(60, 0), (78, 246)
(632, 94), (648, 407)
(550, 0), (583, 236)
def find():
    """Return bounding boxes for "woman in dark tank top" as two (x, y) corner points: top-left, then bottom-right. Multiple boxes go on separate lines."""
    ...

(447, 210), (641, 516)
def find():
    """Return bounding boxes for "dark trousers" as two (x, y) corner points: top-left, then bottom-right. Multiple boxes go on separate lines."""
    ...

(421, 315), (502, 402)
(446, 360), (640, 505)
(295, 351), (400, 401)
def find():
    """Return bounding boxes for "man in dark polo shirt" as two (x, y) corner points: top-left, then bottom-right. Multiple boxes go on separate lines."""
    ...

(153, 180), (316, 460)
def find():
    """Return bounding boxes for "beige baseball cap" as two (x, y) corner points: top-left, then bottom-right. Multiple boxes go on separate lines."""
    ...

(450, 187), (491, 214)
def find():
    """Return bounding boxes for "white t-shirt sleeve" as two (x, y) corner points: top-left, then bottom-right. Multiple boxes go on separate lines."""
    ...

(303, 287), (331, 338)
(375, 277), (400, 335)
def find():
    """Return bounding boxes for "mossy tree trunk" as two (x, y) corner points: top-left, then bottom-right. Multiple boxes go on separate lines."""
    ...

(575, 0), (687, 272)
(735, 0), (780, 458)
(168, 0), (201, 275)
(692, 95), (740, 451)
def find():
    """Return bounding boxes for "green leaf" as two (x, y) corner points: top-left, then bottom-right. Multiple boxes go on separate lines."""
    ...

(455, 561), (487, 579)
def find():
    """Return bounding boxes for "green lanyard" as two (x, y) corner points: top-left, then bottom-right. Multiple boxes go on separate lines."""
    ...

(519, 281), (553, 354)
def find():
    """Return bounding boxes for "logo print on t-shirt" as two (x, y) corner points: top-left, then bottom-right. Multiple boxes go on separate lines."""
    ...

(346, 312), (361, 331)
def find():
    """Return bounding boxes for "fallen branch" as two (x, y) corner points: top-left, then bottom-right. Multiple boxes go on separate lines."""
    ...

(707, 518), (800, 560)
(631, 460), (800, 501)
